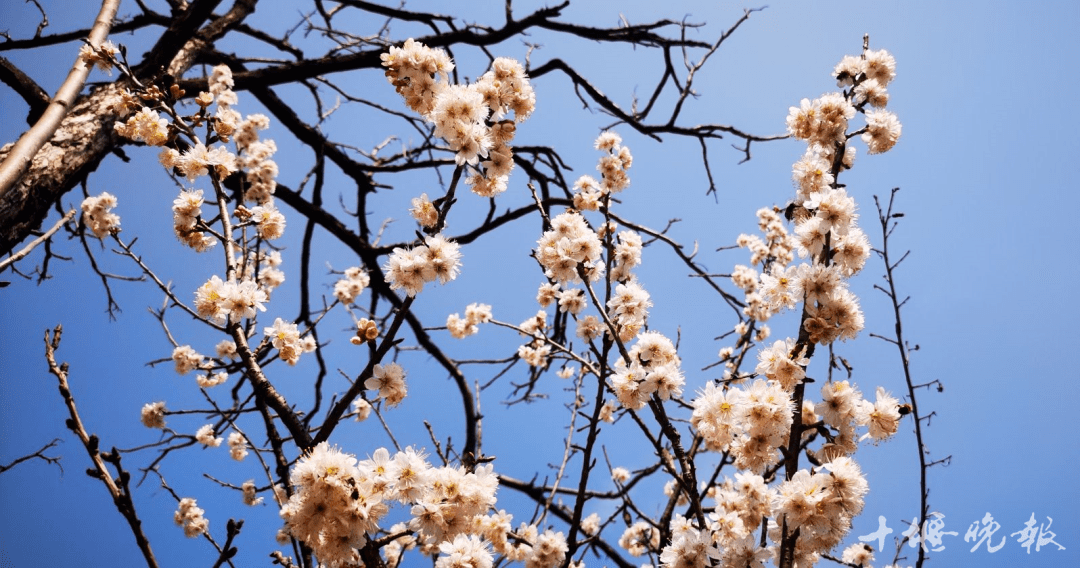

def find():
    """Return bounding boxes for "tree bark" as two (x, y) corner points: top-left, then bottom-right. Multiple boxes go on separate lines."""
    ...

(0, 0), (256, 256)
(0, 83), (123, 255)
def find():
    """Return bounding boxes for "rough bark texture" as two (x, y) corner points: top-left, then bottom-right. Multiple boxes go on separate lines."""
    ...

(0, 83), (122, 255)
(0, 0), (251, 256)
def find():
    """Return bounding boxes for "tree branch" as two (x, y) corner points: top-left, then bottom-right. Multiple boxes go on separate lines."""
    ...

(0, 0), (120, 197)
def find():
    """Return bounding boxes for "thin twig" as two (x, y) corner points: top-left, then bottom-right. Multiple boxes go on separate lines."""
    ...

(0, 208), (74, 273)
(44, 325), (160, 568)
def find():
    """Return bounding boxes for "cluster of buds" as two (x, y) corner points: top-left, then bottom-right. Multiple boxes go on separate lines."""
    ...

(351, 318), (380, 346)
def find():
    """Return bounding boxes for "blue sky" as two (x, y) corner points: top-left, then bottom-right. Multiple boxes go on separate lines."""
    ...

(1, 1), (1078, 567)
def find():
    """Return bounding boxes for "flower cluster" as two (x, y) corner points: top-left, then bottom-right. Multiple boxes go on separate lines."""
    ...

(682, 45), (905, 567)
(384, 234), (462, 297)
(447, 302), (493, 339)
(606, 281), (652, 342)
(834, 50), (901, 154)
(140, 401), (167, 429)
(228, 431), (248, 461)
(171, 345), (204, 375)
(657, 518), (718, 568)
(382, 40), (534, 198)
(731, 207), (797, 324)
(264, 317), (316, 365)
(754, 51), (902, 349)
(381, 38), (454, 116)
(410, 193), (439, 227)
(171, 189), (217, 251)
(193, 275), (268, 323)
(572, 132), (633, 211)
(686, 380), (898, 561)
(280, 443), (563, 568)
(236, 116), (279, 204)
(537, 283), (587, 316)
(128, 64), (280, 238)
(515, 310), (552, 367)
(770, 457), (868, 562)
(78, 40), (118, 72)
(350, 318), (380, 346)
(172, 142), (238, 183)
(80, 192), (120, 238)
(610, 229), (643, 282)
(174, 497), (208, 538)
(352, 398), (372, 421)
(333, 267), (370, 305)
(114, 107), (170, 146)
(365, 362), (408, 407)
(611, 330), (684, 409)
(535, 211), (603, 284)
(789, 53), (899, 161)
(241, 480), (263, 506)
(709, 472), (773, 548)
(197, 370), (228, 388)
(754, 338), (810, 391)
(655, 457), (869, 568)
(241, 202), (286, 240)
(815, 381), (902, 460)
(257, 250), (285, 292)
(516, 339), (552, 368)
(435, 534), (493, 568)
(279, 443), (385, 567)
(692, 379), (794, 473)
(195, 424), (222, 447)
(619, 521), (660, 557)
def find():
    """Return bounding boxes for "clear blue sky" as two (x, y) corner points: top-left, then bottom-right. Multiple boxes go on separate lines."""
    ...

(1, 1), (1077, 567)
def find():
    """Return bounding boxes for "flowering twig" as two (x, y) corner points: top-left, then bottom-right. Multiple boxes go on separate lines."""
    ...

(153, 471), (238, 567)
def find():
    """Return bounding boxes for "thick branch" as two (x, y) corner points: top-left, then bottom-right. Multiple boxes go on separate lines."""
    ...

(132, 0), (225, 78)
(0, 0), (120, 197)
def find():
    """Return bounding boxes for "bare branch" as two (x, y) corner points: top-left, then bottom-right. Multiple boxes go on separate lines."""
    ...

(44, 324), (160, 568)
(0, 438), (63, 475)
(0, 208), (74, 274)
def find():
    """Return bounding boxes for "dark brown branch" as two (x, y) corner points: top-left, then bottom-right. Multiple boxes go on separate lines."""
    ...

(0, 438), (63, 475)
(177, 2), (571, 92)
(0, 55), (50, 124)
(44, 325), (160, 568)
(0, 13), (168, 52)
(132, 0), (225, 78)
